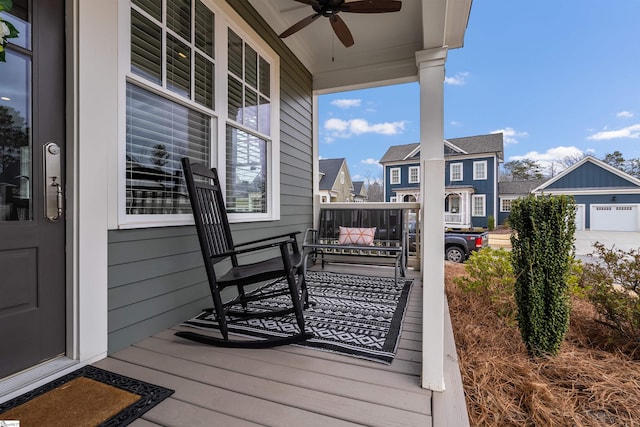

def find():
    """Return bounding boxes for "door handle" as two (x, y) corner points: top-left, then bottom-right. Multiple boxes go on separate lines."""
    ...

(44, 142), (63, 222)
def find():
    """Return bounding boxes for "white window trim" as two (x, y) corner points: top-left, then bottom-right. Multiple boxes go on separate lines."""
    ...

(472, 194), (486, 217)
(408, 166), (420, 184)
(500, 197), (515, 212)
(390, 168), (401, 184)
(450, 163), (463, 181)
(390, 196), (398, 203)
(340, 171), (345, 184)
(473, 160), (487, 180)
(116, 0), (280, 228)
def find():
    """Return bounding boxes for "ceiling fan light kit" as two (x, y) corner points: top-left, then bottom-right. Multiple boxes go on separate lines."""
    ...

(279, 0), (402, 48)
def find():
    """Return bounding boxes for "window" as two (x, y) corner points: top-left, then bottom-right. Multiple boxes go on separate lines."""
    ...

(124, 0), (279, 226)
(340, 171), (345, 184)
(450, 163), (463, 181)
(390, 196), (397, 203)
(501, 198), (514, 212)
(473, 161), (487, 180)
(408, 166), (419, 183)
(390, 168), (401, 184)
(472, 194), (486, 217)
(226, 28), (273, 215)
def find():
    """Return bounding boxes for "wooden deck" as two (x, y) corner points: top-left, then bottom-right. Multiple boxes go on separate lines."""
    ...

(95, 264), (434, 426)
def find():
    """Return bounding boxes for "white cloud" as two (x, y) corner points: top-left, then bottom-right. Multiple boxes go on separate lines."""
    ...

(361, 158), (382, 168)
(587, 124), (640, 140)
(330, 98), (362, 109)
(491, 127), (528, 145)
(509, 146), (585, 174)
(450, 120), (462, 126)
(324, 118), (405, 138)
(617, 111), (634, 118)
(444, 72), (469, 86)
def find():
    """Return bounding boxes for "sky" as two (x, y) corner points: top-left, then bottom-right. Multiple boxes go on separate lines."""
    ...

(318, 0), (640, 184)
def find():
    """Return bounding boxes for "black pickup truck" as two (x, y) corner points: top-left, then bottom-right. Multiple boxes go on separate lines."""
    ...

(444, 229), (489, 263)
(409, 221), (489, 263)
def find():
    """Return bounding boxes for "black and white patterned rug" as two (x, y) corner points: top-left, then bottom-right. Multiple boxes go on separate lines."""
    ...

(182, 271), (413, 364)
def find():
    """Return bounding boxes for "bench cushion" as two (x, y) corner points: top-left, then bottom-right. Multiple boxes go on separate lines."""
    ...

(338, 226), (376, 246)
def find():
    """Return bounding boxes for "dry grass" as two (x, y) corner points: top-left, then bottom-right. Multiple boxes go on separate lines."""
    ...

(445, 261), (640, 426)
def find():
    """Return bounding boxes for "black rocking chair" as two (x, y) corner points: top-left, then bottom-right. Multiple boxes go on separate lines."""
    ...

(175, 158), (313, 348)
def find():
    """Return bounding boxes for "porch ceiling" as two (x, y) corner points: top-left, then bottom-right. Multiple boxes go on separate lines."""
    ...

(247, 0), (472, 93)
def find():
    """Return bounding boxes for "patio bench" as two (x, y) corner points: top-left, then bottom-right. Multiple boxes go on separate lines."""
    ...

(303, 207), (407, 282)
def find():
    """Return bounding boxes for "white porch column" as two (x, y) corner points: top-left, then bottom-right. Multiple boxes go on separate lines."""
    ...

(416, 47), (447, 391)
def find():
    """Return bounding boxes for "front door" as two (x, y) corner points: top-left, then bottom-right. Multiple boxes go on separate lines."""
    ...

(0, 0), (66, 378)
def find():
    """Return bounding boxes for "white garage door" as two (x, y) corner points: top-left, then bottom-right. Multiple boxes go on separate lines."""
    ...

(590, 204), (639, 231)
(575, 204), (585, 231)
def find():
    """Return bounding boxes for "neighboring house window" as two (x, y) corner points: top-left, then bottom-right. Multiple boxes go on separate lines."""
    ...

(450, 163), (463, 181)
(340, 171), (345, 184)
(390, 168), (401, 184)
(408, 166), (420, 183)
(501, 198), (514, 212)
(472, 195), (486, 217)
(473, 161), (487, 180)
(390, 196), (397, 203)
(124, 1), (279, 226)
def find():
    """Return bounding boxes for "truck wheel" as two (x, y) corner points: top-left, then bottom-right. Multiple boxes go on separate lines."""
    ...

(446, 246), (465, 263)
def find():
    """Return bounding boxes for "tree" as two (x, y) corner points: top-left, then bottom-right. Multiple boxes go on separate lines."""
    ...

(362, 169), (383, 202)
(500, 159), (544, 182)
(602, 151), (626, 170)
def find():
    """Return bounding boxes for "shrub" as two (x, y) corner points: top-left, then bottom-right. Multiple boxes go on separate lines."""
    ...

(487, 215), (495, 231)
(582, 242), (640, 340)
(509, 194), (576, 357)
(454, 247), (517, 322)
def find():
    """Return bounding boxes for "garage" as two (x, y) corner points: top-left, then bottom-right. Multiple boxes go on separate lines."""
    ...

(575, 204), (585, 231)
(590, 204), (639, 232)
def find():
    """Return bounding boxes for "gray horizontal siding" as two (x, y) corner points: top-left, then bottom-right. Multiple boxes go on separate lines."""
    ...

(107, 0), (313, 354)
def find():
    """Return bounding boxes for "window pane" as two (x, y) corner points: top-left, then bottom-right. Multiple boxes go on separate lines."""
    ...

(228, 29), (242, 77)
(131, 9), (162, 84)
(245, 44), (257, 89)
(167, 0), (191, 42)
(228, 75), (242, 122)
(259, 56), (270, 95)
(167, 34), (191, 97)
(226, 126), (266, 213)
(258, 96), (270, 134)
(195, 0), (214, 58)
(126, 83), (210, 215)
(194, 54), (214, 109)
(0, 50), (32, 221)
(132, 0), (162, 21)
(244, 87), (258, 131)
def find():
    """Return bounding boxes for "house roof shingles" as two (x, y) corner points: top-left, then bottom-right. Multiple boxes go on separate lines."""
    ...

(379, 133), (504, 163)
(319, 158), (346, 190)
(498, 179), (548, 195)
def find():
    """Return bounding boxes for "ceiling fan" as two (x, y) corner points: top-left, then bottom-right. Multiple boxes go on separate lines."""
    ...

(279, 0), (402, 48)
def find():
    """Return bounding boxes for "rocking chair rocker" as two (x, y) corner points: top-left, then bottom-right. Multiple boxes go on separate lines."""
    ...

(175, 158), (313, 348)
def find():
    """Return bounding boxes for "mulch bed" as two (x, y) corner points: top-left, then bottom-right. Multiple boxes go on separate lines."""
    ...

(445, 261), (640, 426)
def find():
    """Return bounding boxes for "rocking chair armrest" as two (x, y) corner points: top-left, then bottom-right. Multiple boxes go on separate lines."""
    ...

(303, 228), (318, 245)
(211, 238), (297, 260)
(234, 231), (301, 248)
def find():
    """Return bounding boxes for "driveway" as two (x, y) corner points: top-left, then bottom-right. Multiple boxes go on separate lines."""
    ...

(574, 230), (640, 256)
(489, 230), (640, 258)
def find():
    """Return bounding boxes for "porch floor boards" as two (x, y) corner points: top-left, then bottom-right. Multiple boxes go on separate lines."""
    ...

(95, 264), (432, 427)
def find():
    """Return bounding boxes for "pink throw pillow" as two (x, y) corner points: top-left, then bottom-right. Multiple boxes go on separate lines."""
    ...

(338, 227), (376, 246)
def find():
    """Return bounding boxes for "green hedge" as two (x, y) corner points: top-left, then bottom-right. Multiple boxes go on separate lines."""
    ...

(509, 194), (576, 357)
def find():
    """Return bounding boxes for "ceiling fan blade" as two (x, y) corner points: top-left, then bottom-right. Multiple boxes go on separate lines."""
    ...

(330, 14), (354, 47)
(279, 13), (322, 38)
(340, 0), (402, 13)
(292, 0), (320, 5)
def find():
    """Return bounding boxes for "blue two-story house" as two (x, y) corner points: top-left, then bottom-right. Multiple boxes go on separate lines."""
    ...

(379, 133), (504, 229)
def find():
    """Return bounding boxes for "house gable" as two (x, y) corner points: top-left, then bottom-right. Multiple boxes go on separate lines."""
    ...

(536, 156), (640, 192)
